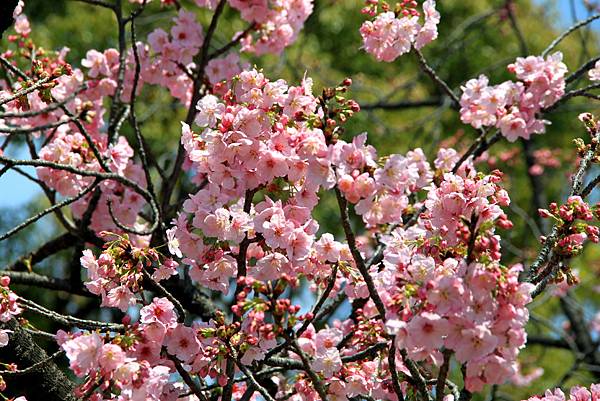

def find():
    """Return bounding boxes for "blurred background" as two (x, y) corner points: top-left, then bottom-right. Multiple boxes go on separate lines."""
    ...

(1, 0), (600, 399)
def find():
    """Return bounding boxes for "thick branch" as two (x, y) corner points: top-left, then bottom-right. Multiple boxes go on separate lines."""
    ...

(0, 318), (76, 401)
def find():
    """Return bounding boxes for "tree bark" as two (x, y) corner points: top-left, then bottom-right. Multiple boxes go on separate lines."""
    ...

(0, 318), (76, 401)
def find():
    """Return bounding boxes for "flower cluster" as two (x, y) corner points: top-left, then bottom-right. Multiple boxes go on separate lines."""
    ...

(80, 233), (178, 311)
(231, 0), (314, 55)
(0, 276), (21, 323)
(59, 328), (180, 400)
(59, 295), (298, 399)
(162, 68), (536, 396)
(173, 68), (340, 292)
(1, 44), (89, 132)
(143, 10), (204, 102)
(0, 15), (149, 239)
(537, 196), (599, 285)
(335, 136), (432, 226)
(525, 384), (600, 401)
(37, 131), (148, 237)
(0, 53), (73, 115)
(376, 165), (529, 392)
(205, 52), (243, 86)
(293, 317), (392, 399)
(359, 0), (440, 62)
(460, 53), (567, 141)
(71, 16), (193, 106)
(8, 1), (29, 37)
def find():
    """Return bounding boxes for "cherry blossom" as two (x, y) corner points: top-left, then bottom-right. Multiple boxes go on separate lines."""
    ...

(460, 53), (567, 141)
(360, 0), (440, 62)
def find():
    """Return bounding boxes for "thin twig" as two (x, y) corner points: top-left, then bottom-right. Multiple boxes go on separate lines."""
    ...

(542, 13), (600, 57)
(0, 350), (65, 376)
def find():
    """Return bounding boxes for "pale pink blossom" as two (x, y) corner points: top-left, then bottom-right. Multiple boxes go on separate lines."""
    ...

(165, 324), (200, 363)
(62, 333), (103, 377)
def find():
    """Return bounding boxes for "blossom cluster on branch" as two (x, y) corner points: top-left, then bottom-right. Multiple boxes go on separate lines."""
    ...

(460, 53), (567, 142)
(360, 0), (440, 62)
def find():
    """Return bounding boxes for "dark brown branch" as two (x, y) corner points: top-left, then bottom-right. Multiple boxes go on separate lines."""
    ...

(542, 13), (600, 58)
(527, 335), (571, 349)
(436, 350), (452, 401)
(4, 233), (76, 271)
(0, 350), (64, 376)
(559, 293), (600, 380)
(0, 271), (92, 296)
(361, 98), (443, 111)
(19, 297), (125, 331)
(172, 356), (209, 401)
(413, 48), (460, 108)
(334, 187), (387, 319)
(208, 23), (255, 60)
(566, 56), (600, 85)
(388, 340), (405, 401)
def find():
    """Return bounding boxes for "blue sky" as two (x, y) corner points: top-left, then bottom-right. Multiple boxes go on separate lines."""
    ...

(0, 141), (41, 207)
(551, 0), (590, 27)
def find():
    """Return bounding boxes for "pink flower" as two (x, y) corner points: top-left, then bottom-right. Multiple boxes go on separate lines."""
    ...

(590, 384), (600, 401)
(311, 348), (342, 378)
(152, 258), (179, 282)
(103, 285), (136, 312)
(570, 387), (592, 401)
(81, 50), (111, 78)
(589, 60), (600, 81)
(62, 333), (103, 377)
(12, 0), (24, 18)
(0, 278), (21, 322)
(234, 0), (313, 55)
(165, 325), (200, 363)
(195, 95), (225, 127)
(453, 325), (498, 363)
(195, 0), (218, 9)
(202, 208), (231, 240)
(171, 9), (204, 50)
(166, 227), (183, 258)
(286, 228), (313, 262)
(360, 12), (417, 62)
(257, 150), (290, 182)
(460, 53), (566, 141)
(98, 343), (126, 372)
(261, 212), (294, 250)
(405, 312), (449, 354)
(148, 28), (169, 53)
(190, 254), (237, 293)
(315, 328), (343, 351)
(14, 15), (31, 35)
(499, 113), (528, 142)
(140, 297), (177, 327)
(428, 276), (465, 315)
(206, 53), (242, 85)
(360, 1), (439, 62)
(0, 329), (12, 347)
(315, 233), (341, 263)
(252, 252), (290, 281)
